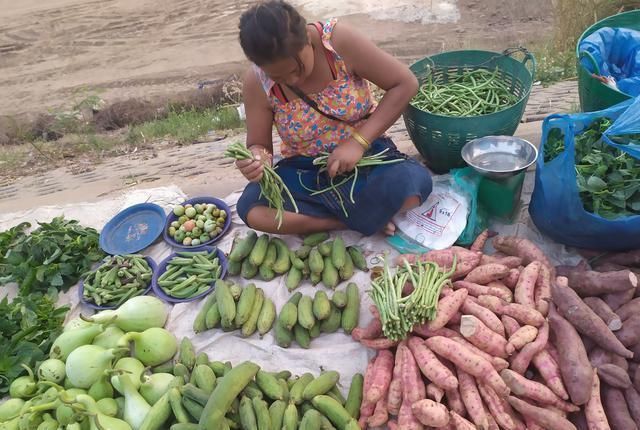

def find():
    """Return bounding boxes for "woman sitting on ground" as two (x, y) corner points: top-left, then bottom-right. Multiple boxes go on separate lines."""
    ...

(235, 0), (432, 236)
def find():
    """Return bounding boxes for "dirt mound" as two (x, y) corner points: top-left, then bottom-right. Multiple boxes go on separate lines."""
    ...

(94, 99), (165, 131)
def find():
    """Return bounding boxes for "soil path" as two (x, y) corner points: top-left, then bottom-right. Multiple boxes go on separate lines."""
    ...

(0, 0), (552, 116)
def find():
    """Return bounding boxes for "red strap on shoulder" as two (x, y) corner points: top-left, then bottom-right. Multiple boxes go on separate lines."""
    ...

(313, 22), (337, 79)
(272, 84), (288, 103)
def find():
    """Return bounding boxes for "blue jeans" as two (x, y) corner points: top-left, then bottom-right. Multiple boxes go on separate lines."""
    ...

(237, 137), (432, 236)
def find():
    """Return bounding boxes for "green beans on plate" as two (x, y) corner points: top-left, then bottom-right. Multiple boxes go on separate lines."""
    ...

(82, 254), (152, 307)
(157, 250), (222, 299)
(411, 68), (519, 117)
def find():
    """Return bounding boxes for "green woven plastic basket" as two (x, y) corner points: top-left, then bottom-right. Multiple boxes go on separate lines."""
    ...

(403, 49), (535, 174)
(577, 9), (640, 112)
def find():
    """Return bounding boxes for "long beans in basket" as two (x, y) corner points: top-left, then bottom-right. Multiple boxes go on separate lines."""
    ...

(225, 143), (298, 229)
(411, 68), (519, 117)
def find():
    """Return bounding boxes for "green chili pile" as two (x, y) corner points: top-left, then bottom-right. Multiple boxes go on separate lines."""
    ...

(368, 256), (456, 341)
(411, 68), (519, 116)
(300, 149), (403, 218)
(225, 143), (298, 229)
(545, 117), (640, 219)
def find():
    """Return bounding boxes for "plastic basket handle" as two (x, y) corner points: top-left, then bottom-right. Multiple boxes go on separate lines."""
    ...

(502, 47), (536, 79)
(522, 52), (536, 81)
(578, 51), (601, 76)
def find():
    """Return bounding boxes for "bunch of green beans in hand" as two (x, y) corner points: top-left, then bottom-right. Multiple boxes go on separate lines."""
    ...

(225, 142), (298, 229)
(82, 254), (152, 307)
(299, 149), (403, 217)
(369, 256), (456, 340)
(411, 68), (519, 117)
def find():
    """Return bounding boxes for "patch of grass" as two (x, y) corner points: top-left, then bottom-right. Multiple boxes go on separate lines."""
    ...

(128, 106), (243, 144)
(0, 132), (133, 179)
(0, 144), (30, 172)
(532, 46), (578, 86)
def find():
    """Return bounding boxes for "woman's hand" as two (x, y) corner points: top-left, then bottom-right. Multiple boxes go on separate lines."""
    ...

(236, 145), (272, 182)
(326, 139), (366, 178)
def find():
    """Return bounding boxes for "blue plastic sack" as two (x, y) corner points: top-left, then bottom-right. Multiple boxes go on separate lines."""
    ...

(529, 97), (640, 251)
(579, 26), (640, 96)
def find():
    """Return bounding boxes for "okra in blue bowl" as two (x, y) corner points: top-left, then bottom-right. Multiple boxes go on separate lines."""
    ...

(80, 255), (157, 310)
(152, 246), (227, 303)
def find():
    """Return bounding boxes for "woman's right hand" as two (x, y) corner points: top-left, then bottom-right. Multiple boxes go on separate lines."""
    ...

(236, 145), (272, 183)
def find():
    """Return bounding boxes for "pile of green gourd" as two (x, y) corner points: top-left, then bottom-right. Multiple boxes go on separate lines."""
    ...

(0, 295), (364, 430)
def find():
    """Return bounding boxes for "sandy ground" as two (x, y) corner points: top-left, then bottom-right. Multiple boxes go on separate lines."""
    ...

(0, 0), (552, 117)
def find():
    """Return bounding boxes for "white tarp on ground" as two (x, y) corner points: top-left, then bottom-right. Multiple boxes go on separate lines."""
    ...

(0, 182), (582, 395)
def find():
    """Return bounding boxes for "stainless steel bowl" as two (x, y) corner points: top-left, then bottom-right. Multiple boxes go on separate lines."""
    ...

(461, 136), (538, 180)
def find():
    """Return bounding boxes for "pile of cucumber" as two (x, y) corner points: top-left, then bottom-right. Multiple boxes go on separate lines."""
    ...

(227, 232), (368, 291)
(192, 280), (277, 338)
(274, 284), (360, 349)
(164, 339), (364, 430)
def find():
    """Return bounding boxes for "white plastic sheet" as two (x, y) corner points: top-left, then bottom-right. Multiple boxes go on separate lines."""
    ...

(0, 183), (584, 395)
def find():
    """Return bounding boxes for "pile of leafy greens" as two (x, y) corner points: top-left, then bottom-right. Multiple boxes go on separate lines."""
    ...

(544, 117), (640, 220)
(0, 289), (69, 394)
(0, 216), (104, 295)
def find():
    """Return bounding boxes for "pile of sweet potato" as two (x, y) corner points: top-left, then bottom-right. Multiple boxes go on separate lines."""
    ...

(351, 232), (640, 429)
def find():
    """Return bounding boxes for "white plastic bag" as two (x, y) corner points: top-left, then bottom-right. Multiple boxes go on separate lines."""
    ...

(392, 175), (470, 250)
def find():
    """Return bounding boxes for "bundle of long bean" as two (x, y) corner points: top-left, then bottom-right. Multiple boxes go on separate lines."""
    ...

(224, 142), (298, 228)
(300, 149), (403, 217)
(411, 68), (519, 117)
(369, 256), (456, 340)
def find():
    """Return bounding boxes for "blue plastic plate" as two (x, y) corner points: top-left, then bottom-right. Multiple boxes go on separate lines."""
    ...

(100, 203), (166, 255)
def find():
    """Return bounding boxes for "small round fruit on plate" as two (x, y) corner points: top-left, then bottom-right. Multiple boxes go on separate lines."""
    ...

(163, 196), (231, 249)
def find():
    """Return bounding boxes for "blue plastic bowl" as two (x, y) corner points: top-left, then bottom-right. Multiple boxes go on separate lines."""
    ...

(79, 256), (157, 310)
(151, 246), (227, 303)
(163, 197), (231, 250)
(99, 203), (166, 255)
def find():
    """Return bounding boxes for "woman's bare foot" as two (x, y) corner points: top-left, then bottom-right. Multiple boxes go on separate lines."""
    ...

(383, 221), (396, 236)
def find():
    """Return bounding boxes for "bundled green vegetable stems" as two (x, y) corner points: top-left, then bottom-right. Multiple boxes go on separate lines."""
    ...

(368, 257), (455, 341)
(411, 68), (519, 117)
(224, 143), (298, 229)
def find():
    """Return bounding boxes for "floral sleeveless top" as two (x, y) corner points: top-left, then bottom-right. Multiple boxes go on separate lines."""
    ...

(255, 18), (376, 158)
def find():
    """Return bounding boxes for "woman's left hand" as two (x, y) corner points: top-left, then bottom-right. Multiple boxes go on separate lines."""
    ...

(326, 139), (366, 178)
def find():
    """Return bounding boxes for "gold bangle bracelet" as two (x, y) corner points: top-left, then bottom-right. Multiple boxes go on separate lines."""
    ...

(351, 130), (371, 150)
